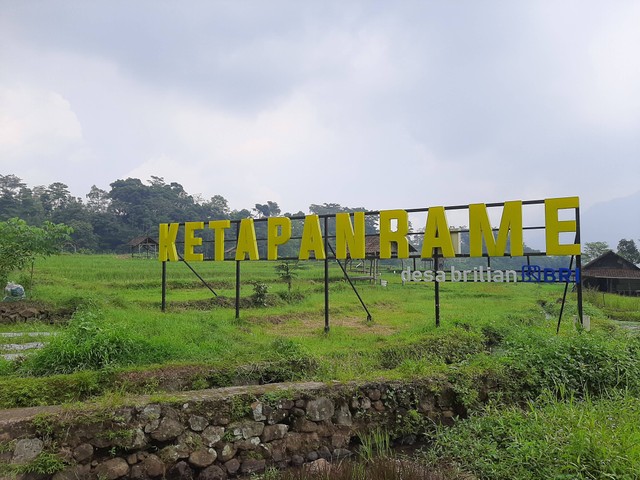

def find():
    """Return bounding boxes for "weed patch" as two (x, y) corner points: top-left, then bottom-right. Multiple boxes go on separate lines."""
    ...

(427, 391), (640, 479)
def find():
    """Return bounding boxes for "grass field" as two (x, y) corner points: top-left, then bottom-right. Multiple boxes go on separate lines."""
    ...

(1, 254), (639, 479)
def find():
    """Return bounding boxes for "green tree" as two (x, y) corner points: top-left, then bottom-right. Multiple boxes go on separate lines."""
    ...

(617, 239), (640, 264)
(253, 201), (281, 218)
(0, 174), (27, 220)
(275, 260), (301, 293)
(0, 218), (72, 285)
(582, 241), (610, 263)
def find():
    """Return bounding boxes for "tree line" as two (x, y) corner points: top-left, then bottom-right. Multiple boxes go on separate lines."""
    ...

(3, 173), (639, 265)
(583, 239), (640, 265)
(0, 174), (374, 253)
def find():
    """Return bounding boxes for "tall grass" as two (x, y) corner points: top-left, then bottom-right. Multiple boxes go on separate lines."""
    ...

(19, 303), (175, 375)
(583, 288), (640, 322)
(428, 390), (640, 479)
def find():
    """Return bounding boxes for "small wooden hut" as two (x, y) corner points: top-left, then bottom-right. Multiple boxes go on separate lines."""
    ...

(582, 250), (640, 295)
(128, 236), (159, 258)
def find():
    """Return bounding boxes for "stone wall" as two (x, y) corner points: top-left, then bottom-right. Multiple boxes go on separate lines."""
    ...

(0, 378), (489, 479)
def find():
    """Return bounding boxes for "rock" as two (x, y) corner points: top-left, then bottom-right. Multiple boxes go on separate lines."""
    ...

(130, 464), (145, 479)
(333, 448), (352, 459)
(228, 421), (264, 440)
(202, 426), (225, 446)
(189, 448), (217, 468)
(218, 443), (237, 462)
(189, 415), (209, 432)
(333, 403), (352, 426)
(52, 466), (87, 480)
(123, 428), (147, 450)
(418, 394), (435, 413)
(306, 451), (319, 461)
(331, 433), (350, 448)
(307, 398), (335, 421)
(285, 432), (320, 453)
(94, 457), (130, 480)
(262, 439), (286, 462)
(261, 424), (288, 442)
(291, 407), (305, 418)
(267, 408), (288, 425)
(176, 431), (202, 455)
(159, 446), (181, 464)
(291, 454), (304, 466)
(315, 421), (335, 437)
(251, 401), (266, 421)
(372, 400), (385, 412)
(304, 458), (331, 474)
(198, 464), (227, 480)
(317, 446), (331, 459)
(73, 443), (94, 463)
(126, 453), (138, 465)
(293, 417), (318, 433)
(367, 388), (381, 401)
(437, 387), (456, 408)
(167, 461), (194, 480)
(12, 438), (43, 464)
(151, 417), (185, 442)
(240, 458), (265, 475)
(144, 419), (160, 433)
(143, 454), (165, 477)
(224, 458), (240, 475)
(140, 405), (162, 422)
(235, 436), (260, 450)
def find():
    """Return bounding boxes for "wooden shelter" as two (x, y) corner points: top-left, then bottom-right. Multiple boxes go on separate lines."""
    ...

(581, 250), (640, 295)
(128, 236), (158, 258)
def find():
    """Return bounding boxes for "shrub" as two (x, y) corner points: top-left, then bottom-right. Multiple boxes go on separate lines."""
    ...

(20, 306), (173, 376)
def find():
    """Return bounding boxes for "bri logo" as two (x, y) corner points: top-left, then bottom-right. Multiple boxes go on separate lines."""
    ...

(521, 265), (580, 283)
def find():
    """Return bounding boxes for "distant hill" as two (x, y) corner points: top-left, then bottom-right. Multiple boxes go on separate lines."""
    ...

(581, 191), (640, 247)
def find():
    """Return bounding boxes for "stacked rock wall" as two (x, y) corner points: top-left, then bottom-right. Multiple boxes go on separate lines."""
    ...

(0, 379), (485, 479)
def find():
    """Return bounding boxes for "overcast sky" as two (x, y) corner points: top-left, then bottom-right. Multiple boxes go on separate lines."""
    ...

(1, 1), (639, 244)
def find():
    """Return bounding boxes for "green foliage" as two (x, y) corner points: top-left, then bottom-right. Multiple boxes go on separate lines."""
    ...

(275, 260), (301, 293)
(357, 428), (392, 462)
(0, 452), (66, 476)
(19, 305), (173, 376)
(251, 281), (269, 307)
(617, 238), (640, 264)
(500, 329), (640, 400)
(583, 288), (640, 322)
(429, 391), (640, 480)
(582, 241), (610, 263)
(0, 217), (72, 285)
(379, 327), (486, 369)
(0, 371), (108, 408)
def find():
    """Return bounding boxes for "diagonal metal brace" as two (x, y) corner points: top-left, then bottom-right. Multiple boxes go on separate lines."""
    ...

(178, 253), (218, 297)
(326, 243), (372, 322)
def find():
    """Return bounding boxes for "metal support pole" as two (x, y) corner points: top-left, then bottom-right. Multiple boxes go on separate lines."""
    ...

(576, 206), (583, 325)
(235, 261), (241, 319)
(324, 216), (330, 333)
(161, 261), (167, 312)
(557, 255), (574, 334)
(434, 254), (440, 327)
(235, 221), (241, 319)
